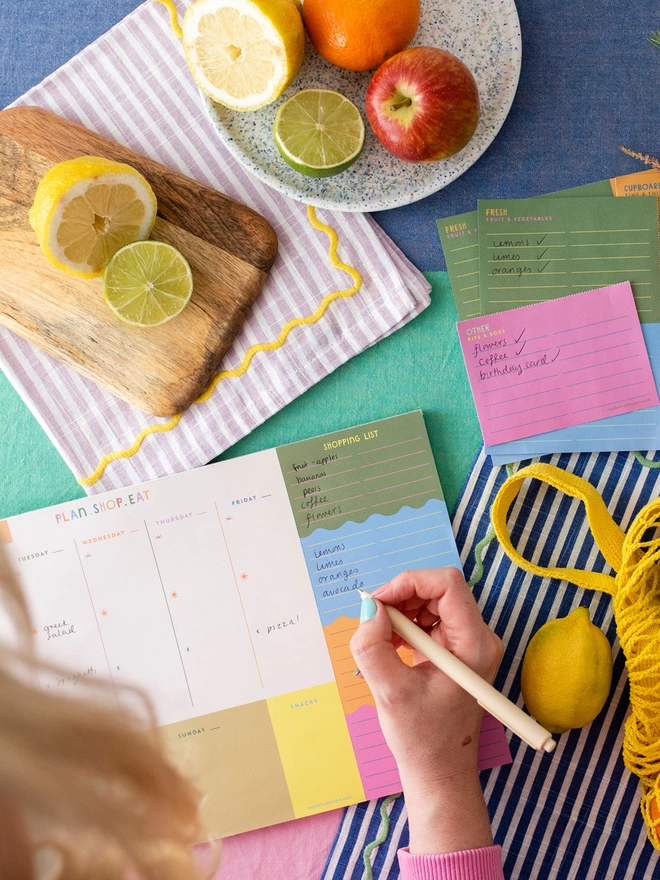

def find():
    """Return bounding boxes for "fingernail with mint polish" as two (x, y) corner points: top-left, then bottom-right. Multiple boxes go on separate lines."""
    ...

(360, 594), (377, 623)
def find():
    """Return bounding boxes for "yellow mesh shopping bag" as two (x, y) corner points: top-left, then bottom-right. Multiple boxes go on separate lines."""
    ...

(492, 462), (660, 851)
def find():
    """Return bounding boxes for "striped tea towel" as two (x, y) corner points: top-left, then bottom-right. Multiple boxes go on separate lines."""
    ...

(3, 0), (431, 495)
(322, 448), (660, 879)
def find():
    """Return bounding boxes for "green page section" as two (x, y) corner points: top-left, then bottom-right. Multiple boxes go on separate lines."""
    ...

(276, 412), (444, 539)
(478, 196), (660, 321)
(437, 179), (621, 321)
(436, 213), (480, 320)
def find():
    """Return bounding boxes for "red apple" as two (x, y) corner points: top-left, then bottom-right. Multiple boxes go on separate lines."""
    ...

(365, 46), (480, 163)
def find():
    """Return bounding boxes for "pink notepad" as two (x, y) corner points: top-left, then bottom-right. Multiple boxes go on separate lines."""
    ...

(457, 282), (659, 446)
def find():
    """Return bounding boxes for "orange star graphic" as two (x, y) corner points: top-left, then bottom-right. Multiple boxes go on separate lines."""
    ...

(31, 629), (37, 636)
(101, 610), (108, 617)
(170, 591), (178, 598)
(240, 572), (248, 580)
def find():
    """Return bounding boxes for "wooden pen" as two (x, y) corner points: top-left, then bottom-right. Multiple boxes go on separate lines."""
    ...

(358, 590), (556, 753)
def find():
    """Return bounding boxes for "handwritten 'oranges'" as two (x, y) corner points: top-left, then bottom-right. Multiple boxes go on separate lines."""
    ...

(302, 0), (420, 72)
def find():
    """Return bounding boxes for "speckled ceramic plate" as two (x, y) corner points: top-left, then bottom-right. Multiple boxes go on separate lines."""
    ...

(202, 0), (521, 212)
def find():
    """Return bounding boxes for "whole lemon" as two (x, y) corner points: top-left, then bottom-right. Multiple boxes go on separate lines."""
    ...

(302, 0), (420, 72)
(521, 606), (613, 734)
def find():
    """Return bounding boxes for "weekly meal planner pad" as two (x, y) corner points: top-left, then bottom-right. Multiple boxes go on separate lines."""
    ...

(0, 412), (510, 839)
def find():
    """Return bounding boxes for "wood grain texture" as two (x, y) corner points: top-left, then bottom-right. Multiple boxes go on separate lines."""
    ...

(0, 107), (279, 416)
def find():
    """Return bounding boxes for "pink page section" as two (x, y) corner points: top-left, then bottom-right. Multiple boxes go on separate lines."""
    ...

(201, 811), (341, 880)
(477, 713), (513, 771)
(458, 282), (658, 445)
(347, 704), (401, 800)
(346, 705), (512, 800)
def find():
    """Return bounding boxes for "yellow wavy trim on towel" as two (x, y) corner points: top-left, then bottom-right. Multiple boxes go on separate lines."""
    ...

(153, 0), (183, 39)
(78, 206), (363, 487)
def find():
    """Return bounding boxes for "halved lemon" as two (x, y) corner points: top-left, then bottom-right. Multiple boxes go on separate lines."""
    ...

(274, 89), (365, 177)
(182, 0), (305, 111)
(102, 241), (193, 327)
(29, 156), (157, 279)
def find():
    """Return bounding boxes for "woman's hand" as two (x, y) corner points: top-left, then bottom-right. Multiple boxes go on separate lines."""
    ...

(349, 567), (503, 854)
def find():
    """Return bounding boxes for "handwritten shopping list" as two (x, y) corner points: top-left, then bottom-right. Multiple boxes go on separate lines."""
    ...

(275, 414), (510, 795)
(436, 180), (617, 321)
(437, 184), (660, 461)
(0, 412), (510, 839)
(487, 321), (660, 463)
(458, 283), (659, 445)
(478, 196), (660, 319)
(437, 171), (660, 322)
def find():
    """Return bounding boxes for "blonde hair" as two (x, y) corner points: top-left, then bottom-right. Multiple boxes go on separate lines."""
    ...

(0, 546), (212, 879)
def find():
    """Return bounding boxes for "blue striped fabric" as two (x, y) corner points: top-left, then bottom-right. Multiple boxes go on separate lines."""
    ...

(321, 449), (660, 879)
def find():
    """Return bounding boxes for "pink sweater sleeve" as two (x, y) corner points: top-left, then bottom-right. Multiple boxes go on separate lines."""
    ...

(398, 845), (504, 880)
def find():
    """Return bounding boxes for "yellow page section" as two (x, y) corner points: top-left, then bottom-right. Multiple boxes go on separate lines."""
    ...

(267, 682), (365, 817)
(159, 701), (295, 840)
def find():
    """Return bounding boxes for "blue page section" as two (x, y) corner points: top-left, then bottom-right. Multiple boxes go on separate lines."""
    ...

(299, 499), (462, 628)
(488, 323), (660, 464)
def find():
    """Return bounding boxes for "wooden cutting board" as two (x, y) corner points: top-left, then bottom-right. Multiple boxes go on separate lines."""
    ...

(0, 106), (278, 416)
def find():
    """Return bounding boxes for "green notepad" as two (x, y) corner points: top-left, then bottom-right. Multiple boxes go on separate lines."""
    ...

(436, 212), (480, 320)
(436, 178), (639, 321)
(477, 196), (660, 321)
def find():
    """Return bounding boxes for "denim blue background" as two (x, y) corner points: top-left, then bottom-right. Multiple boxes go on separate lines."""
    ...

(2, 0), (659, 270)
(0, 0), (659, 520)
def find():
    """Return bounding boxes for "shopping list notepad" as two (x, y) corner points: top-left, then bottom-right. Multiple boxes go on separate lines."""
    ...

(437, 175), (660, 463)
(0, 412), (510, 840)
(458, 284), (659, 445)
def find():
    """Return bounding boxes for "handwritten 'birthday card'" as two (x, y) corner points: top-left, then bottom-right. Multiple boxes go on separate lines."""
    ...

(458, 283), (659, 445)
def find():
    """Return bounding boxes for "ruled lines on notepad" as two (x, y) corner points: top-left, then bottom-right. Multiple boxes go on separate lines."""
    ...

(458, 283), (659, 446)
(303, 506), (457, 628)
(436, 213), (481, 320)
(283, 434), (443, 532)
(478, 196), (660, 321)
(450, 239), (481, 319)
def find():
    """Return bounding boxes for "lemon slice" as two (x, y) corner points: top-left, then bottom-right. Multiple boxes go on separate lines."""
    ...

(274, 89), (365, 177)
(102, 241), (193, 327)
(182, 0), (305, 111)
(29, 156), (157, 279)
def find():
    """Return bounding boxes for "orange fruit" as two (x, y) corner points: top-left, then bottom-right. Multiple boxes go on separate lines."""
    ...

(302, 0), (420, 72)
(651, 798), (660, 823)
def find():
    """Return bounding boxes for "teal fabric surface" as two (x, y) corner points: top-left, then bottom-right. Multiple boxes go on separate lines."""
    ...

(0, 272), (482, 520)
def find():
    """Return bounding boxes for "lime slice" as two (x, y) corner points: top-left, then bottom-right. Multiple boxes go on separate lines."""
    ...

(274, 89), (365, 178)
(102, 241), (193, 327)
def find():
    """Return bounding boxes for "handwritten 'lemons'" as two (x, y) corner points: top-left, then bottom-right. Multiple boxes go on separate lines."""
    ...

(521, 606), (613, 734)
